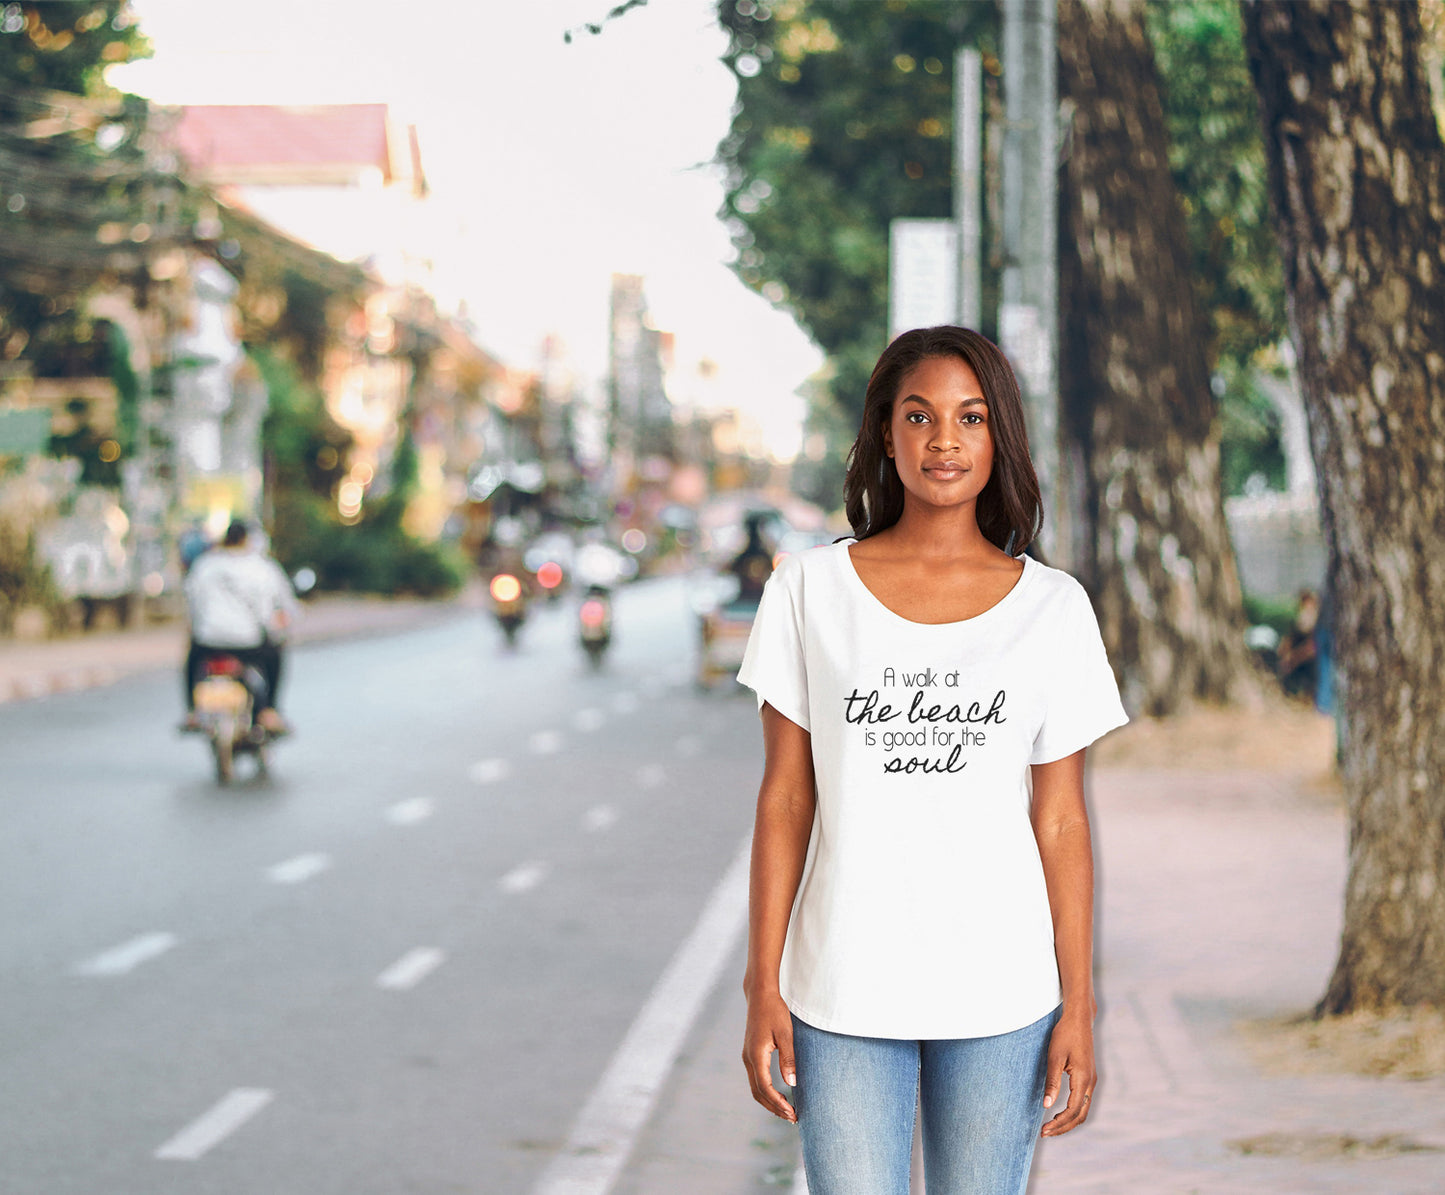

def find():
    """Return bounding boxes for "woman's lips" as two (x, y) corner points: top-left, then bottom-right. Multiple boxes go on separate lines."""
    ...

(924, 465), (967, 478)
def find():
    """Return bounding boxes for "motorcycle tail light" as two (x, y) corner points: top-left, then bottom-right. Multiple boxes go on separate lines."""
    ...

(204, 657), (243, 677)
(580, 599), (607, 627)
(490, 573), (522, 603)
(537, 561), (563, 589)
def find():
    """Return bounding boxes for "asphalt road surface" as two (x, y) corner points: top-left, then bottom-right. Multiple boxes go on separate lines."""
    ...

(0, 576), (764, 1194)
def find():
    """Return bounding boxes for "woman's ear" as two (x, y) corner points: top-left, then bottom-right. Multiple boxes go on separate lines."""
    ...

(881, 421), (893, 459)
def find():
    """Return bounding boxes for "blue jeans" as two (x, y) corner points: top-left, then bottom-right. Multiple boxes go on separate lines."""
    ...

(791, 1003), (1062, 1195)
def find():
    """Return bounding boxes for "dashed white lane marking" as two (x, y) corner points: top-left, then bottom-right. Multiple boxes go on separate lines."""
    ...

(638, 763), (666, 788)
(75, 932), (178, 977)
(376, 947), (446, 991)
(530, 729), (564, 755)
(573, 707), (606, 733)
(582, 804), (619, 832)
(386, 797), (435, 826)
(265, 853), (331, 885)
(674, 734), (702, 757)
(154, 1088), (274, 1161)
(469, 758), (511, 784)
(498, 861), (549, 894)
(611, 691), (639, 715)
(530, 835), (751, 1195)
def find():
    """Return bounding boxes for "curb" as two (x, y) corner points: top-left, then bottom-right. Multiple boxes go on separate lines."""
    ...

(0, 600), (469, 708)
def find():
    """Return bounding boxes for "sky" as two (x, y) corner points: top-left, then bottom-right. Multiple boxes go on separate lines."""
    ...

(108, 0), (822, 459)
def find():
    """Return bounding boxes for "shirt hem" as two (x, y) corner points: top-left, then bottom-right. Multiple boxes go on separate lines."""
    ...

(783, 987), (1064, 1041)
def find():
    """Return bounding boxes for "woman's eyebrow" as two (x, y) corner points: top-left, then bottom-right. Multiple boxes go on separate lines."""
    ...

(900, 395), (989, 408)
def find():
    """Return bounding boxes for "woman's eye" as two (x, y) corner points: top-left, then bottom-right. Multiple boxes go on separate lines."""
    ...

(906, 412), (928, 424)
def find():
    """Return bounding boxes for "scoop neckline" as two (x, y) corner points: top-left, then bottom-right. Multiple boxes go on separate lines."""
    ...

(839, 538), (1035, 628)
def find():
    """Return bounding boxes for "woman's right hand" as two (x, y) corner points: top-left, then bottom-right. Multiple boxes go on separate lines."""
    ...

(743, 989), (797, 1122)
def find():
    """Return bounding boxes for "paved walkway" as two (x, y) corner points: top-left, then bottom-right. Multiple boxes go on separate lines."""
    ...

(0, 588), (479, 705)
(620, 708), (1445, 1193)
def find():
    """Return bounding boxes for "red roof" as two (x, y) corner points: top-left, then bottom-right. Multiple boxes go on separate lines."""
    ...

(173, 104), (395, 182)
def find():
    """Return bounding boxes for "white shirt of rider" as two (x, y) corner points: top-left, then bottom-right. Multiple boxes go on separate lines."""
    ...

(186, 549), (297, 648)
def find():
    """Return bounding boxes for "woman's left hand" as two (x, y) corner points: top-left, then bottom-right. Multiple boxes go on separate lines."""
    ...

(1039, 1008), (1097, 1137)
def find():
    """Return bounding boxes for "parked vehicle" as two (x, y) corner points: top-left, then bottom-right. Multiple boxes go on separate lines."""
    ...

(577, 583), (614, 668)
(693, 572), (760, 689)
(489, 571), (529, 646)
(190, 654), (275, 783)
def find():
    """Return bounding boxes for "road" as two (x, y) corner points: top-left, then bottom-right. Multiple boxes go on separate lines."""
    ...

(0, 576), (765, 1195)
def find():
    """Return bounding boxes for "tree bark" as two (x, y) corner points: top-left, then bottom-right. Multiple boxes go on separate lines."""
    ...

(1057, 0), (1263, 716)
(1241, 0), (1445, 1012)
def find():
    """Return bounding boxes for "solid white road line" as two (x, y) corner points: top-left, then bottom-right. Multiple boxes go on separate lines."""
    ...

(530, 834), (751, 1195)
(530, 729), (564, 755)
(573, 708), (606, 733)
(265, 853), (331, 885)
(582, 804), (619, 832)
(498, 861), (549, 894)
(637, 763), (666, 789)
(154, 1088), (274, 1161)
(469, 758), (511, 784)
(386, 797), (435, 826)
(75, 932), (178, 977)
(376, 947), (446, 991)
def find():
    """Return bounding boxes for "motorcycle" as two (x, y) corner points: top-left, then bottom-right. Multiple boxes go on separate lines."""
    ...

(577, 584), (613, 668)
(489, 571), (529, 646)
(191, 654), (275, 783)
(693, 573), (760, 689)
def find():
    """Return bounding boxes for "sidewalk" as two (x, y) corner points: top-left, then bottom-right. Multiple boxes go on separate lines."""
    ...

(621, 701), (1445, 1193)
(0, 586), (480, 706)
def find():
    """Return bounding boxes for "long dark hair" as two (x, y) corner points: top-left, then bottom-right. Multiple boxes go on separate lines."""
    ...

(840, 326), (1043, 557)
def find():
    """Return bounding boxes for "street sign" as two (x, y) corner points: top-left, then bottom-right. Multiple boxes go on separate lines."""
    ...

(889, 219), (958, 340)
(0, 407), (51, 457)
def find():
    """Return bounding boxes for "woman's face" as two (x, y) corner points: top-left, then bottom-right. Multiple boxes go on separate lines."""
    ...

(882, 355), (995, 515)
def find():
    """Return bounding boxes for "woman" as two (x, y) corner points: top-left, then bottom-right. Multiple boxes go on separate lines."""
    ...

(736, 326), (1129, 1194)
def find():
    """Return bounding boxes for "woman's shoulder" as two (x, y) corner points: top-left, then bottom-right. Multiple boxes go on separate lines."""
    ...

(772, 539), (849, 581)
(1019, 556), (1095, 619)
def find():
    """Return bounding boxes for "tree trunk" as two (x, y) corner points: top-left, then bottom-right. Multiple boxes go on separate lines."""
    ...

(1057, 0), (1263, 716)
(1241, 0), (1445, 1013)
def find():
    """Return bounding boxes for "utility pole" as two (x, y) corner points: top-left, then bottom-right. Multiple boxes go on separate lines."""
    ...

(998, 0), (1066, 566)
(954, 48), (982, 330)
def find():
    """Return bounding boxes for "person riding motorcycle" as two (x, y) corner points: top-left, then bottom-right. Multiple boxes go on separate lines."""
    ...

(727, 512), (778, 607)
(180, 519), (297, 735)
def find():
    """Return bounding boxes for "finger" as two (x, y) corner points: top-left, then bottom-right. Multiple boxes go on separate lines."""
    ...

(778, 1022), (797, 1090)
(1041, 1045), (1065, 1110)
(746, 1043), (796, 1121)
(1041, 1078), (1094, 1136)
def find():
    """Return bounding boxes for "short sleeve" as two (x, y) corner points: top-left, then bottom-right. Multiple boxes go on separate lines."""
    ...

(1029, 581), (1129, 764)
(736, 554), (810, 732)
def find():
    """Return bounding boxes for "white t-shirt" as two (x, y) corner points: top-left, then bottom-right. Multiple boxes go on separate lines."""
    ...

(186, 549), (298, 649)
(736, 537), (1129, 1039)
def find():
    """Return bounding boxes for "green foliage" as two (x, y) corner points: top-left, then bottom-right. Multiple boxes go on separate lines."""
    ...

(274, 493), (467, 598)
(0, 529), (62, 625)
(715, 0), (995, 423)
(0, 3), (149, 108)
(1145, 0), (1285, 369)
(252, 349), (463, 597)
(0, 3), (154, 402)
(107, 318), (137, 449)
(251, 346), (350, 499)
(1214, 358), (1287, 496)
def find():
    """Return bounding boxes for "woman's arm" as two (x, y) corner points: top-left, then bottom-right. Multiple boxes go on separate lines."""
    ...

(742, 701), (817, 1123)
(1030, 747), (1098, 1137)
